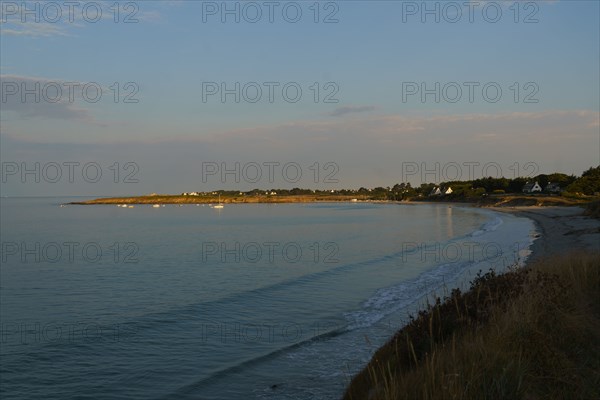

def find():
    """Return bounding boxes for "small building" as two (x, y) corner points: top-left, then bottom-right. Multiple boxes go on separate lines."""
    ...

(430, 187), (442, 196)
(444, 187), (453, 195)
(544, 182), (562, 193)
(522, 181), (542, 193)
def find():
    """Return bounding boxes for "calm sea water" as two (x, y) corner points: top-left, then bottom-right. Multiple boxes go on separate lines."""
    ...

(0, 198), (535, 399)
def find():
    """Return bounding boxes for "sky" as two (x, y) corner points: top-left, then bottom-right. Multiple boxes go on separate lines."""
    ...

(1, 0), (599, 196)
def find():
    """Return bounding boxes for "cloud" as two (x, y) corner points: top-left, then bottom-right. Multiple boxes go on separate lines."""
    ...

(0, 20), (70, 37)
(0, 1), (161, 37)
(0, 3), (73, 37)
(195, 110), (599, 157)
(0, 74), (101, 124)
(328, 105), (376, 117)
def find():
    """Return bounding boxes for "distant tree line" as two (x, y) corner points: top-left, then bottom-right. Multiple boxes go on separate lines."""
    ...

(383, 166), (600, 200)
(188, 166), (600, 200)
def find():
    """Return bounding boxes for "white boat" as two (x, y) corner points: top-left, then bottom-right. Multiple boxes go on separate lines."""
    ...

(212, 194), (224, 209)
(152, 204), (160, 208)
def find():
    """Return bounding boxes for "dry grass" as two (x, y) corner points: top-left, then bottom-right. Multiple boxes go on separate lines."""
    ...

(482, 195), (590, 207)
(343, 253), (600, 400)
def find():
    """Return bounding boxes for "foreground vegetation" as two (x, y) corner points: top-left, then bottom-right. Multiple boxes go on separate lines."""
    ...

(343, 253), (600, 400)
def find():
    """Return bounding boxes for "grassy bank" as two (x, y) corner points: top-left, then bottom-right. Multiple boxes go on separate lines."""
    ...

(479, 194), (592, 207)
(343, 253), (600, 400)
(414, 194), (593, 207)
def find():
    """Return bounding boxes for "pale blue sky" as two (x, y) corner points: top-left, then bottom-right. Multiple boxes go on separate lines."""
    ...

(1, 1), (599, 195)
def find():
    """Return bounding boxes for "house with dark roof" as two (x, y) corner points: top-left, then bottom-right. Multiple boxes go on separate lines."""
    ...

(429, 186), (452, 196)
(522, 181), (542, 193)
(544, 182), (562, 193)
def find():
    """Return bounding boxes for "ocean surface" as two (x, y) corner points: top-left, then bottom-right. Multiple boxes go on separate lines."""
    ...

(0, 197), (536, 399)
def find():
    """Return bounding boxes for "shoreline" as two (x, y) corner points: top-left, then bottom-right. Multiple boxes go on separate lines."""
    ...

(489, 206), (600, 265)
(68, 193), (593, 207)
(342, 207), (599, 399)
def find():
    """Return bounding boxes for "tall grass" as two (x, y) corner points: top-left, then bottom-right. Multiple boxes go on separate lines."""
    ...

(343, 253), (600, 400)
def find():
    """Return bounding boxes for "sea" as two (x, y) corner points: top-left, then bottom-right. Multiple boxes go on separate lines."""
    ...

(0, 197), (536, 399)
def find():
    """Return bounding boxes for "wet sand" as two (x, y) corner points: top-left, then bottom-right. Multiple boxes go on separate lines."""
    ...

(490, 206), (600, 264)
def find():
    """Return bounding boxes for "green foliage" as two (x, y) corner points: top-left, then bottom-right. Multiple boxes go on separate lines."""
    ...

(472, 177), (510, 192)
(507, 177), (527, 193)
(566, 166), (600, 195)
(396, 167), (595, 199)
(546, 172), (576, 187)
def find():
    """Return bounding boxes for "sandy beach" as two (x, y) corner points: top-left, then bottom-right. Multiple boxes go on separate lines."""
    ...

(491, 206), (600, 264)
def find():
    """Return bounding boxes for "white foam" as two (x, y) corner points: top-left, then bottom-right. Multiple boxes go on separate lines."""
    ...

(343, 210), (534, 332)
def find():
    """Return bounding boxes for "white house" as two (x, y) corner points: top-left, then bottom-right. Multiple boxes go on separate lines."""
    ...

(430, 187), (442, 196)
(522, 181), (542, 193)
(444, 187), (453, 195)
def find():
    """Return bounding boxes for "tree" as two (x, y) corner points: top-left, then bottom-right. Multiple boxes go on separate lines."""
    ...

(546, 173), (576, 187)
(508, 177), (527, 193)
(566, 166), (600, 195)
